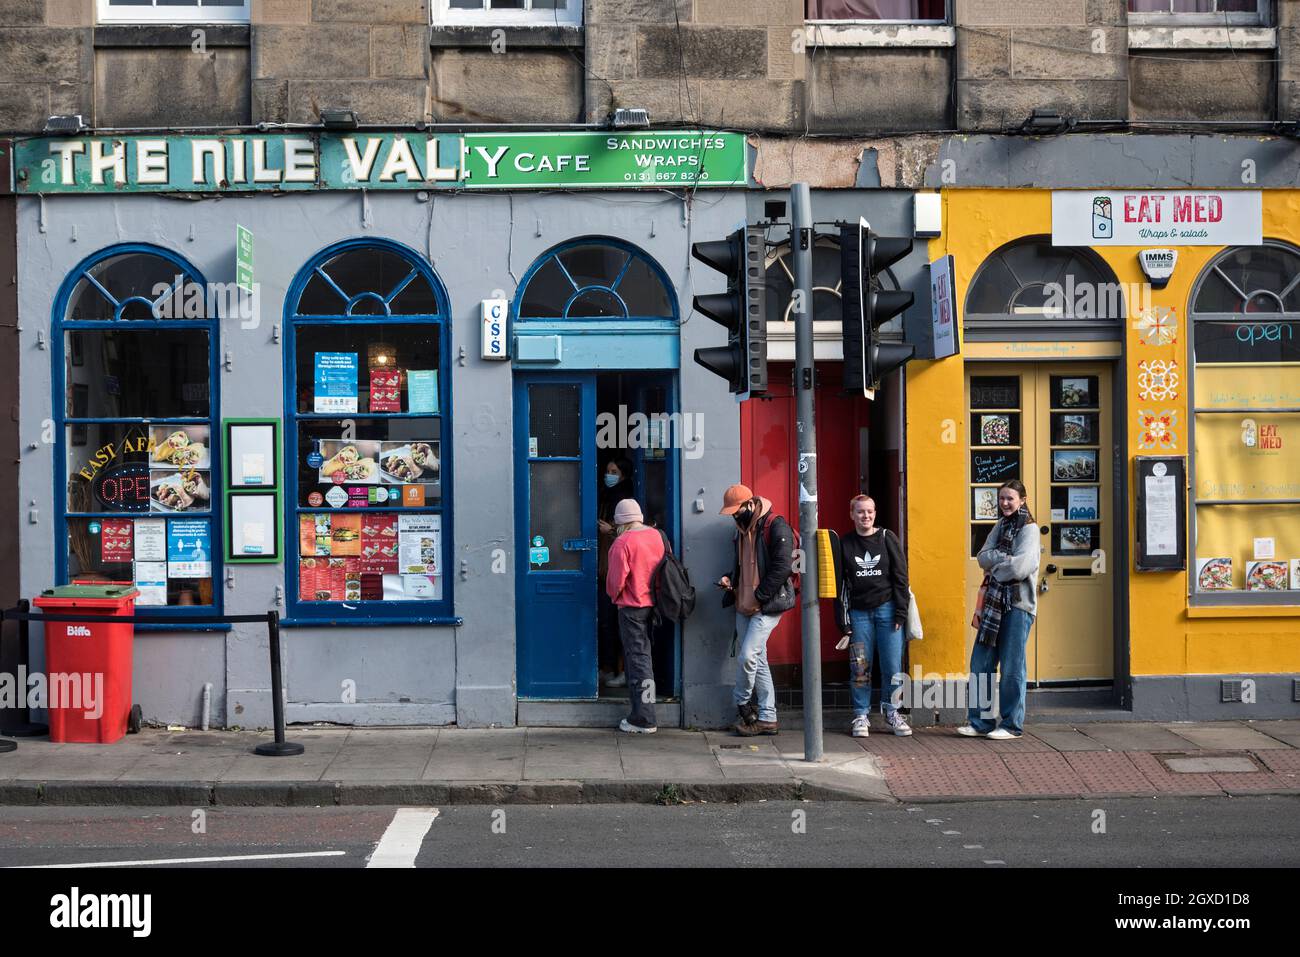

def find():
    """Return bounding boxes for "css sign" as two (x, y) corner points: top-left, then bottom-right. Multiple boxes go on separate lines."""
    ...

(481, 299), (509, 360)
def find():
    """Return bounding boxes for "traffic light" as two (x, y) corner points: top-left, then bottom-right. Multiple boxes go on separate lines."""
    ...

(841, 217), (915, 396)
(691, 227), (767, 399)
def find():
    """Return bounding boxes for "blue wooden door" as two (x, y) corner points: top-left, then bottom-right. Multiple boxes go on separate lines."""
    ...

(515, 373), (598, 699)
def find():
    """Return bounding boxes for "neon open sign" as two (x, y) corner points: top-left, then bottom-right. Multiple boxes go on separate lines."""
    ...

(92, 462), (150, 511)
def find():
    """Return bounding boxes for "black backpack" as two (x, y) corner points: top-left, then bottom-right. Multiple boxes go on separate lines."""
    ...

(650, 529), (695, 627)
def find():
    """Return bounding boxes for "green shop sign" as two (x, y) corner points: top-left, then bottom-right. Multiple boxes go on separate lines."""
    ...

(13, 131), (747, 193)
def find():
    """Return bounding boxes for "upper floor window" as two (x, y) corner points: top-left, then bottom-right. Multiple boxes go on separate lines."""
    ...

(98, 0), (251, 23)
(517, 241), (674, 321)
(1128, 1), (1268, 25)
(433, 0), (582, 27)
(806, 0), (947, 21)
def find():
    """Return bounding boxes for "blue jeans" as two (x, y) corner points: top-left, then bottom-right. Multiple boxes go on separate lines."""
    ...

(848, 602), (903, 718)
(733, 611), (782, 723)
(966, 606), (1033, 735)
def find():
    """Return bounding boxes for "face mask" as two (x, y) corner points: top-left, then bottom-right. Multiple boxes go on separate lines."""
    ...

(604, 473), (621, 488)
(734, 507), (754, 529)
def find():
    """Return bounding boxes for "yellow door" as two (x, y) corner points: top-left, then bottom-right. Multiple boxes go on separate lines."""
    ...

(965, 363), (1114, 683)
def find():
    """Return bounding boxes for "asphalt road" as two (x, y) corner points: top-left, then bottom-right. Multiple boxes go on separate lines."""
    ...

(0, 796), (1296, 868)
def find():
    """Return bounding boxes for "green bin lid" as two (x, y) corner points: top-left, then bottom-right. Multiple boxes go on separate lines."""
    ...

(39, 584), (139, 599)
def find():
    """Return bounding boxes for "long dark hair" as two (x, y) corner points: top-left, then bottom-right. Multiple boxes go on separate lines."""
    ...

(998, 479), (1034, 524)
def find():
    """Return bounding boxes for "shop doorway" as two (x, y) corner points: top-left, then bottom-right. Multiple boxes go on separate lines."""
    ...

(965, 362), (1116, 684)
(514, 370), (680, 700)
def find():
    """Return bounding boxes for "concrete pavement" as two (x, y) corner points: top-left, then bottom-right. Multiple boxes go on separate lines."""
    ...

(0, 718), (1296, 806)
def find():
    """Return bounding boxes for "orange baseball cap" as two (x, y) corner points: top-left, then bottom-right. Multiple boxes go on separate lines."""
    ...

(719, 483), (755, 515)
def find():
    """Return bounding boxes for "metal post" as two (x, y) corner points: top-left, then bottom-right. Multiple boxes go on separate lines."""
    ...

(791, 182), (823, 763)
(2, 600), (49, 737)
(254, 610), (304, 757)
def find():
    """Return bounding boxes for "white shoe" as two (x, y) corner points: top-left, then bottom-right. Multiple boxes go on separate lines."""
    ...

(956, 724), (988, 737)
(618, 718), (656, 734)
(850, 715), (870, 738)
(886, 711), (913, 737)
(987, 728), (1023, 740)
(599, 670), (614, 686)
(606, 672), (627, 688)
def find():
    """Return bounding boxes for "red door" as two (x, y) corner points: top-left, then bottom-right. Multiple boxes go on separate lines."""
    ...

(739, 364), (871, 674)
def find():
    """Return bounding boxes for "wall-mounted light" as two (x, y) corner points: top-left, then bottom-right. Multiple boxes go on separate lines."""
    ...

(1020, 109), (1073, 134)
(43, 115), (87, 135)
(612, 108), (650, 129)
(320, 108), (360, 130)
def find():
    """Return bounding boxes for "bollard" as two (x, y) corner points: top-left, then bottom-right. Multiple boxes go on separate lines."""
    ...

(1, 600), (50, 737)
(254, 610), (304, 757)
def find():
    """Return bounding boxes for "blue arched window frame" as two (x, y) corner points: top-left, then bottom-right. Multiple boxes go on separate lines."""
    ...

(283, 238), (456, 624)
(52, 243), (222, 624)
(512, 237), (678, 327)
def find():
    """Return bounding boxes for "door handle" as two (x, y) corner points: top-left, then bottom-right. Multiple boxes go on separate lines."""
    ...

(1045, 563), (1058, 574)
(1039, 577), (1050, 594)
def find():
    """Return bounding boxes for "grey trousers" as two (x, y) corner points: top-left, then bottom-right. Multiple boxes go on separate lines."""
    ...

(616, 605), (657, 728)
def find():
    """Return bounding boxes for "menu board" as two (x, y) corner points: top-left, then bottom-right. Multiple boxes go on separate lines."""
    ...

(298, 512), (437, 601)
(1135, 456), (1186, 572)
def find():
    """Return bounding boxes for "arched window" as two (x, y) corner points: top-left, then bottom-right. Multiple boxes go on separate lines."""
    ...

(966, 237), (1123, 337)
(54, 244), (221, 614)
(763, 234), (908, 334)
(1188, 242), (1300, 604)
(284, 239), (453, 620)
(517, 240), (674, 320)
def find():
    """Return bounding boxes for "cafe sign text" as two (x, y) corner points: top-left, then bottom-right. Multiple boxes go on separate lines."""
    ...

(1052, 190), (1262, 246)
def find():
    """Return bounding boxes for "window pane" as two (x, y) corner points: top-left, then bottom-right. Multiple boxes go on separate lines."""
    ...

(1195, 412), (1300, 502)
(529, 461), (581, 570)
(298, 513), (442, 603)
(448, 0), (483, 7)
(559, 245), (630, 289)
(490, 0), (526, 8)
(532, 0), (567, 8)
(519, 257), (574, 318)
(67, 423), (213, 514)
(295, 419), (442, 507)
(294, 324), (441, 414)
(1193, 319), (1300, 364)
(66, 254), (195, 321)
(567, 288), (624, 318)
(66, 329), (210, 418)
(616, 255), (674, 317)
(966, 254), (1019, 314)
(529, 383), (580, 457)
(313, 249), (430, 308)
(807, 0), (945, 17)
(1195, 504), (1300, 592)
(69, 516), (214, 607)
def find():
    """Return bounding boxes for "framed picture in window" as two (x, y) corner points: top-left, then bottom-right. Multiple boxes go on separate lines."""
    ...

(225, 491), (281, 564)
(224, 418), (280, 489)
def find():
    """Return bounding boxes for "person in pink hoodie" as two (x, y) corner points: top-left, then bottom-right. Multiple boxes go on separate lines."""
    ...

(605, 498), (665, 733)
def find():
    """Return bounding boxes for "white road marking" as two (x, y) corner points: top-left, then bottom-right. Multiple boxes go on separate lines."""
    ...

(367, 807), (439, 868)
(942, 830), (961, 835)
(964, 844), (984, 850)
(18, 851), (346, 868)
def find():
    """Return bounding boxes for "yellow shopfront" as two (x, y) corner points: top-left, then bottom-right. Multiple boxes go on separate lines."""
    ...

(907, 189), (1300, 718)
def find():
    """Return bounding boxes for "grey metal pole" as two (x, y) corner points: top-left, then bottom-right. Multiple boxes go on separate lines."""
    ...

(790, 183), (823, 762)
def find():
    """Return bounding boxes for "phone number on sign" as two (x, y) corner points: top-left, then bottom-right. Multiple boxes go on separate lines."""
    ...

(624, 170), (712, 182)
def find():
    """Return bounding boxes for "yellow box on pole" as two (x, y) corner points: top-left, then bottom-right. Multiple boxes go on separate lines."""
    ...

(816, 528), (837, 598)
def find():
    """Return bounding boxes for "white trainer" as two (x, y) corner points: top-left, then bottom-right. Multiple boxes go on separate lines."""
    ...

(850, 715), (870, 738)
(606, 672), (628, 688)
(956, 724), (988, 737)
(886, 711), (913, 737)
(618, 718), (656, 734)
(987, 728), (1023, 740)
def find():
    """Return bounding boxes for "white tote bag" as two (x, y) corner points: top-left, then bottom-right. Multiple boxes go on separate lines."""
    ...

(906, 588), (923, 641)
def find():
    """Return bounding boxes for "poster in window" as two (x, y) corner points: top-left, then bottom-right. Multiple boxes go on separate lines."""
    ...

(133, 561), (168, 606)
(150, 470), (211, 512)
(317, 440), (381, 484)
(167, 519), (211, 579)
(149, 426), (210, 470)
(360, 514), (399, 574)
(1052, 450), (1097, 482)
(1246, 561), (1288, 591)
(398, 514), (440, 575)
(378, 441), (439, 484)
(1067, 487), (1098, 520)
(330, 513), (362, 556)
(314, 352), (359, 413)
(134, 518), (166, 561)
(100, 519), (133, 563)
(369, 368), (402, 412)
(1059, 526), (1093, 552)
(407, 370), (438, 414)
(1057, 414), (1092, 445)
(1196, 557), (1234, 591)
(1291, 559), (1300, 590)
(1056, 377), (1094, 408)
(979, 415), (1011, 446)
(972, 487), (999, 521)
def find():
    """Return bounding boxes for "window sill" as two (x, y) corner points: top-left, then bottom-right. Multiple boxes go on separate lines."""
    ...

(279, 616), (463, 628)
(1127, 26), (1275, 51)
(1186, 604), (1300, 618)
(133, 622), (233, 633)
(94, 24), (251, 48)
(804, 23), (955, 49)
(430, 25), (583, 49)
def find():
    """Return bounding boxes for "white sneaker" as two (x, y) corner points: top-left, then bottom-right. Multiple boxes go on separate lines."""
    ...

(956, 724), (988, 737)
(886, 711), (913, 737)
(850, 715), (870, 738)
(599, 670), (614, 686)
(987, 728), (1023, 740)
(606, 672), (628, 688)
(618, 718), (656, 734)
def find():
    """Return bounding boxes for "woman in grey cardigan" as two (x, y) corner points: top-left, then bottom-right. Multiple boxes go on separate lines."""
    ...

(959, 479), (1040, 740)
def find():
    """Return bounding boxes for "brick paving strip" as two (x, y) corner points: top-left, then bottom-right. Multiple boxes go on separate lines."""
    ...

(863, 725), (1300, 802)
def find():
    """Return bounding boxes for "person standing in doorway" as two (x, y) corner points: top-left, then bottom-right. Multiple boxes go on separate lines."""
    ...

(717, 484), (796, 736)
(834, 495), (911, 738)
(959, 479), (1040, 741)
(605, 498), (665, 734)
(597, 457), (634, 688)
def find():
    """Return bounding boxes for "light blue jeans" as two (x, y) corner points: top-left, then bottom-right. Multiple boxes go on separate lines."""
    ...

(733, 611), (782, 723)
(966, 606), (1033, 735)
(848, 602), (903, 718)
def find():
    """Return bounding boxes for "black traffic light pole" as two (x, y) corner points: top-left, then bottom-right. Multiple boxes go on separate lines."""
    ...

(792, 183), (823, 763)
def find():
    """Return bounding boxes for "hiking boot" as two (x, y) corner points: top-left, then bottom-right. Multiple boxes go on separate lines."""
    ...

(737, 703), (758, 726)
(733, 719), (779, 736)
(885, 711), (913, 737)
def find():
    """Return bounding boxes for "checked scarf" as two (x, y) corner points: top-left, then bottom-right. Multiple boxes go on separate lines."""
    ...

(975, 504), (1032, 649)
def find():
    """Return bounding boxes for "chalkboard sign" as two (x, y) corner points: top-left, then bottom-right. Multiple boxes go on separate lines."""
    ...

(1135, 455), (1186, 572)
(970, 376), (1019, 410)
(971, 451), (1020, 485)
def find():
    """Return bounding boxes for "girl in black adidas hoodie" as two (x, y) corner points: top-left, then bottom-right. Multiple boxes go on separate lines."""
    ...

(833, 495), (911, 737)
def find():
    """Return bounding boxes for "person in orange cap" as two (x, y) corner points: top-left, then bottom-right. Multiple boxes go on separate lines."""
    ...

(716, 483), (796, 735)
